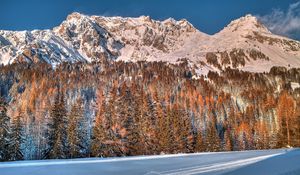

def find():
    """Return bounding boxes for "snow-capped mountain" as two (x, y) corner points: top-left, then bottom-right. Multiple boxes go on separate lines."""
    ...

(204, 15), (300, 72)
(1, 12), (300, 73)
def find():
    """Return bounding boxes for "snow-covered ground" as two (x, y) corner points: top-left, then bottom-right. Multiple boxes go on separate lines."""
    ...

(0, 149), (299, 175)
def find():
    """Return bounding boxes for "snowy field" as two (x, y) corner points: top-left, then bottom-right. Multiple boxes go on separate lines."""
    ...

(0, 149), (299, 175)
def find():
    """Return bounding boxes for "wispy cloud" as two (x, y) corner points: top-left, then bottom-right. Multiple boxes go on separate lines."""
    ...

(257, 1), (300, 40)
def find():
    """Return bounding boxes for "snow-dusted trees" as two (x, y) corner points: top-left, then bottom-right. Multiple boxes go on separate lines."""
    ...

(67, 97), (85, 158)
(172, 104), (194, 153)
(1, 61), (300, 161)
(91, 115), (107, 157)
(0, 99), (24, 161)
(158, 103), (173, 153)
(44, 90), (68, 159)
(91, 94), (107, 157)
(138, 92), (158, 155)
(154, 94), (169, 153)
(9, 110), (24, 161)
(0, 98), (11, 161)
(120, 87), (142, 156)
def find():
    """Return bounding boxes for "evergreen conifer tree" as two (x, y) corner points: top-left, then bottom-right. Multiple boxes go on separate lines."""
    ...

(9, 111), (24, 161)
(67, 98), (85, 158)
(0, 98), (11, 161)
(44, 90), (68, 159)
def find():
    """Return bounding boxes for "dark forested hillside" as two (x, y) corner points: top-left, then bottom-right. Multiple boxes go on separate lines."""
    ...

(0, 61), (300, 161)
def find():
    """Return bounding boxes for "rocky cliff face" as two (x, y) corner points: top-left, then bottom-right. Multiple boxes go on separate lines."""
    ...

(1, 12), (300, 73)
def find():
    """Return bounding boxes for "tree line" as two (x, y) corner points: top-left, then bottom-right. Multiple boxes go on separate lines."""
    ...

(0, 61), (300, 161)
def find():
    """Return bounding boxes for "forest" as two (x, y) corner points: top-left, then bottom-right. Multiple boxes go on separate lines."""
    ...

(0, 60), (300, 161)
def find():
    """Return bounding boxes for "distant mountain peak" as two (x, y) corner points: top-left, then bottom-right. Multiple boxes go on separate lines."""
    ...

(138, 15), (152, 22)
(219, 14), (271, 35)
(66, 12), (87, 21)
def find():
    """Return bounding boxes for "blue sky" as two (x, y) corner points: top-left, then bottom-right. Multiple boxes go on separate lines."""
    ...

(0, 0), (299, 39)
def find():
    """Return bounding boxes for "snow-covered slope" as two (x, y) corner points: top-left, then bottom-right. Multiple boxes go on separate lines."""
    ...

(0, 149), (299, 175)
(1, 12), (300, 73)
(0, 30), (86, 66)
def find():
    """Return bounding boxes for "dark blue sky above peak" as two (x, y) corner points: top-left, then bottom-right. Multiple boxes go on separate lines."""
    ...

(0, 0), (299, 39)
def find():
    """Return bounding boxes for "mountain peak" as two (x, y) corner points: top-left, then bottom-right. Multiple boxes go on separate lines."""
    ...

(162, 18), (197, 33)
(66, 12), (87, 21)
(230, 14), (263, 27)
(219, 14), (271, 35)
(138, 15), (152, 22)
(60, 12), (92, 29)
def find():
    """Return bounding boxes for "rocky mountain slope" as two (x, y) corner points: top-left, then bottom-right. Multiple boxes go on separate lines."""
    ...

(1, 12), (300, 74)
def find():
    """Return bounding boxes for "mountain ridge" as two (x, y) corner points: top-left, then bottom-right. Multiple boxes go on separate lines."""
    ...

(1, 12), (300, 74)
